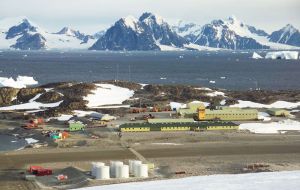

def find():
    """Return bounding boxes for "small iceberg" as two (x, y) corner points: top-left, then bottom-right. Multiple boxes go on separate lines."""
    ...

(252, 52), (263, 59)
(265, 51), (299, 60)
(0, 76), (38, 88)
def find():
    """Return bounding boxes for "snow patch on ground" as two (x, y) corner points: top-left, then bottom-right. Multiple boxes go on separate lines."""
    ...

(240, 119), (300, 134)
(170, 102), (185, 110)
(151, 143), (183, 146)
(206, 91), (226, 97)
(25, 138), (39, 144)
(0, 95), (63, 111)
(51, 114), (73, 121)
(231, 100), (300, 109)
(84, 84), (134, 108)
(0, 76), (38, 88)
(258, 112), (271, 121)
(195, 87), (212, 91)
(76, 170), (300, 190)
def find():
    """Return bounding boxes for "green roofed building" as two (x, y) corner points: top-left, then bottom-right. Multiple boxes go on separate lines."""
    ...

(267, 108), (290, 117)
(69, 122), (85, 132)
(148, 118), (195, 124)
(119, 121), (239, 132)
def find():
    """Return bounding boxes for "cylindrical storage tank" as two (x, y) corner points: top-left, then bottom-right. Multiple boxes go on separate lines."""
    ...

(91, 162), (105, 177)
(133, 160), (142, 176)
(95, 166), (110, 180)
(116, 165), (129, 178)
(129, 160), (135, 174)
(110, 161), (123, 178)
(136, 164), (148, 178)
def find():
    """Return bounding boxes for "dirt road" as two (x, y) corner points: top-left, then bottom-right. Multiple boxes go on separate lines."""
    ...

(1, 142), (300, 170)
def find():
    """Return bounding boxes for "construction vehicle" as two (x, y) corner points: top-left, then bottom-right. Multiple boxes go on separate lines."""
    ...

(151, 106), (171, 112)
(143, 114), (155, 120)
(23, 118), (44, 129)
(28, 166), (52, 176)
(130, 108), (147, 113)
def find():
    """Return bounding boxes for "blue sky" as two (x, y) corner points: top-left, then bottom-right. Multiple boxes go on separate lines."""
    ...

(0, 0), (299, 34)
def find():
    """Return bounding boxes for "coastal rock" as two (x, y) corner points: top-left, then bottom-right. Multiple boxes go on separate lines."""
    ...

(17, 88), (45, 103)
(0, 87), (20, 106)
(35, 91), (64, 103)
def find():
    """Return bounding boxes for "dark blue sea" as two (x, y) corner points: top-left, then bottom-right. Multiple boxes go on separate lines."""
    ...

(0, 50), (299, 90)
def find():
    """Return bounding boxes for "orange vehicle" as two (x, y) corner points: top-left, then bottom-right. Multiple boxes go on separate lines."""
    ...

(23, 117), (45, 129)
(131, 108), (147, 113)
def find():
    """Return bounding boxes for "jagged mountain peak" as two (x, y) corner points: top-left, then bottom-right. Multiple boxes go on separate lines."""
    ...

(5, 17), (39, 39)
(119, 15), (139, 31)
(227, 15), (241, 24)
(89, 12), (187, 51)
(139, 12), (164, 25)
(57, 27), (77, 35)
(281, 24), (298, 33)
(269, 24), (300, 47)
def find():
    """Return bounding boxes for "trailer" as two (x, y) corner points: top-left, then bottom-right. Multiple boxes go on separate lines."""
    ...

(28, 166), (53, 176)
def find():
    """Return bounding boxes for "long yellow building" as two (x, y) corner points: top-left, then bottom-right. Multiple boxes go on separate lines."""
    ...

(197, 104), (258, 121)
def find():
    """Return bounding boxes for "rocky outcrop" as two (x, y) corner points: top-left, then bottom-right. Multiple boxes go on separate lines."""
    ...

(17, 88), (45, 103)
(36, 91), (63, 103)
(227, 90), (300, 104)
(0, 87), (20, 106)
(57, 83), (96, 101)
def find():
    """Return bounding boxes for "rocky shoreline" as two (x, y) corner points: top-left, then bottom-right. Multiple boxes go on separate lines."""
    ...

(0, 80), (300, 118)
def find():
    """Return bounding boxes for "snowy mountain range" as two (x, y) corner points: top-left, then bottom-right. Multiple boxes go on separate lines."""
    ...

(0, 17), (96, 50)
(90, 13), (188, 51)
(0, 14), (299, 51)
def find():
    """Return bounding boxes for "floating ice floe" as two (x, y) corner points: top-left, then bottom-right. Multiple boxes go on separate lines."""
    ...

(0, 76), (38, 88)
(230, 100), (300, 109)
(252, 52), (263, 59)
(77, 170), (300, 190)
(84, 84), (134, 108)
(265, 51), (299, 60)
(240, 119), (300, 134)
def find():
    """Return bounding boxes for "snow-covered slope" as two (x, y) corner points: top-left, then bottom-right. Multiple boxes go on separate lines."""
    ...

(172, 20), (202, 42)
(223, 16), (297, 49)
(90, 12), (189, 51)
(0, 17), (96, 50)
(269, 24), (300, 47)
(175, 16), (299, 50)
(77, 170), (300, 190)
